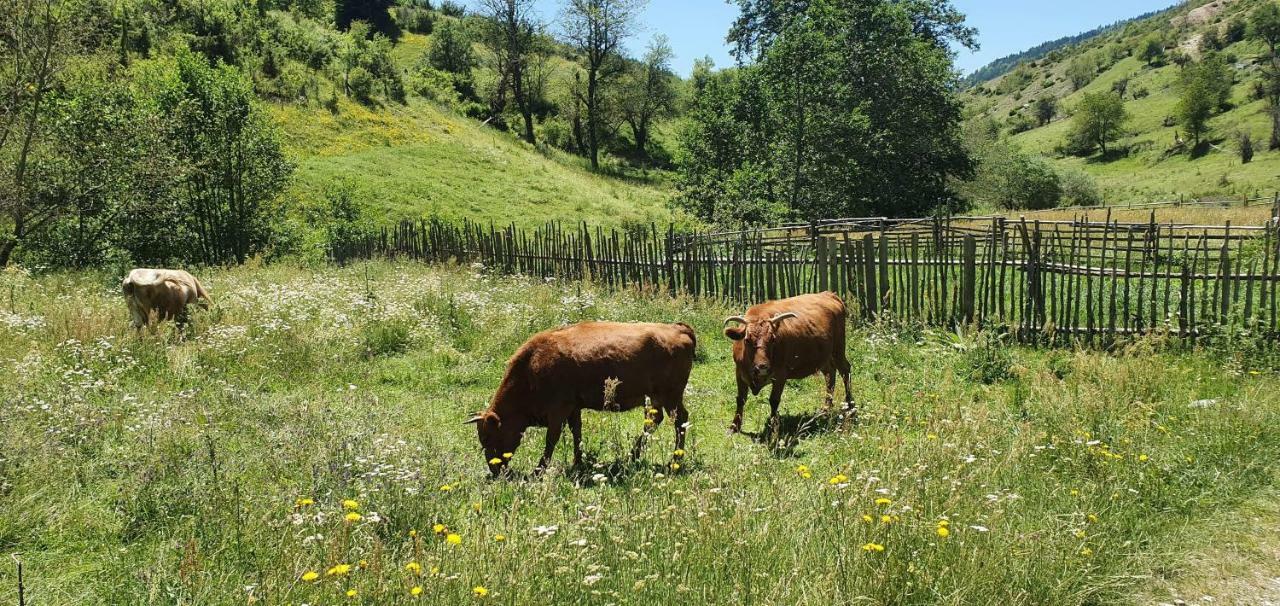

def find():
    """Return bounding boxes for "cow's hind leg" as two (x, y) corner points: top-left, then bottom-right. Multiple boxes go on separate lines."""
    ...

(659, 393), (690, 454)
(568, 409), (583, 468)
(631, 402), (663, 461)
(822, 365), (837, 413)
(536, 419), (564, 474)
(836, 354), (855, 423)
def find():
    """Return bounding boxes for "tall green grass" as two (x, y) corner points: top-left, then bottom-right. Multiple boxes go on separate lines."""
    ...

(0, 262), (1277, 604)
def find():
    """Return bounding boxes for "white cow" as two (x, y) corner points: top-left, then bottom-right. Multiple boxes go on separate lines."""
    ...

(121, 268), (210, 329)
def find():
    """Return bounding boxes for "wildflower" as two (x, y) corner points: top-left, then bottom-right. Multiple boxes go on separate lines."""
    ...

(446, 533), (462, 545)
(327, 564), (352, 577)
(406, 562), (423, 574)
(430, 566), (440, 575)
(301, 571), (320, 582)
(1087, 514), (1099, 524)
(861, 542), (885, 552)
(343, 499), (360, 510)
(828, 473), (849, 485)
(494, 534), (506, 542)
(489, 457), (503, 465)
(670, 462), (681, 471)
(927, 433), (938, 440)
(862, 514), (874, 523)
(295, 498), (315, 507)
(358, 560), (368, 569)
(346, 588), (358, 598)
(502, 452), (513, 459)
(875, 498), (892, 506)
(472, 502), (482, 512)
(440, 484), (454, 492)
(409, 529), (418, 538)
(345, 512), (362, 523)
(1080, 547), (1093, 557)
(473, 586), (489, 598)
(880, 515), (893, 525)
(411, 586), (424, 596)
(936, 526), (950, 538)
(1070, 489), (1079, 496)
(1138, 454), (1149, 462)
(673, 449), (686, 457)
(644, 418), (656, 427)
(1073, 529), (1086, 539)
(433, 523), (446, 534)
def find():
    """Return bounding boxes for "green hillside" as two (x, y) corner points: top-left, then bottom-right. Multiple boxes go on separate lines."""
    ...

(964, 0), (1280, 204)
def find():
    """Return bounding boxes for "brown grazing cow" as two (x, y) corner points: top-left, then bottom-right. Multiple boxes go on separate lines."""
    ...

(723, 292), (853, 433)
(467, 321), (696, 476)
(122, 268), (210, 329)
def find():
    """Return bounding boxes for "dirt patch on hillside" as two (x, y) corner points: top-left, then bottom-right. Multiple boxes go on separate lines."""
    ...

(1171, 0), (1234, 28)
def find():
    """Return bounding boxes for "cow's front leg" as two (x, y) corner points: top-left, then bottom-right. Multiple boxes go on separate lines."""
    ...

(767, 379), (785, 435)
(568, 409), (583, 468)
(729, 378), (748, 434)
(536, 420), (564, 474)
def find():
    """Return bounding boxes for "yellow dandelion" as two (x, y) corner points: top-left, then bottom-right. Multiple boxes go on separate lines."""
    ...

(409, 529), (418, 538)
(1138, 454), (1149, 462)
(1080, 547), (1093, 557)
(674, 449), (686, 457)
(670, 462), (681, 471)
(301, 571), (320, 582)
(342, 499), (360, 510)
(494, 534), (506, 542)
(861, 542), (885, 552)
(875, 497), (892, 506)
(473, 586), (489, 598)
(880, 514), (893, 525)
(502, 452), (513, 459)
(1073, 529), (1086, 538)
(828, 474), (848, 485)
(937, 519), (950, 527)
(440, 484), (454, 492)
(936, 526), (950, 538)
(1070, 489), (1079, 496)
(344, 512), (362, 523)
(346, 588), (358, 598)
(326, 563), (352, 577)
(433, 523), (446, 534)
(1087, 514), (1099, 523)
(472, 502), (482, 512)
(295, 497), (315, 507)
(489, 457), (503, 465)
(411, 585), (423, 597)
(862, 514), (873, 523)
(358, 559), (368, 569)
(430, 566), (440, 575)
(446, 533), (462, 545)
(926, 433), (938, 440)
(644, 418), (656, 427)
(406, 562), (423, 574)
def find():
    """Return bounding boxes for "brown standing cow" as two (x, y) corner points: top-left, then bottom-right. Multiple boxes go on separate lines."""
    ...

(723, 292), (853, 434)
(122, 268), (210, 329)
(467, 321), (697, 476)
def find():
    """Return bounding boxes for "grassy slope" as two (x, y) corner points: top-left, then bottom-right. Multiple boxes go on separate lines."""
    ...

(271, 33), (682, 229)
(2, 263), (1280, 604)
(966, 0), (1280, 205)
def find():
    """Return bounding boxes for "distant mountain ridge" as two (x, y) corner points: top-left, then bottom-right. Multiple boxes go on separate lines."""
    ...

(962, 4), (1179, 86)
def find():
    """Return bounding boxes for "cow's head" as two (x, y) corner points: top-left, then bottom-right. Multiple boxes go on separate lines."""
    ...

(723, 312), (798, 390)
(466, 411), (521, 477)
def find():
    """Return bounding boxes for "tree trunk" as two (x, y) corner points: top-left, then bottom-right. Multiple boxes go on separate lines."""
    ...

(587, 68), (599, 170)
(0, 239), (15, 267)
(1271, 107), (1280, 151)
(512, 62), (535, 145)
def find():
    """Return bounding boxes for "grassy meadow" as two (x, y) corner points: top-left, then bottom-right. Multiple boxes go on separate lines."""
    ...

(2, 262), (1279, 605)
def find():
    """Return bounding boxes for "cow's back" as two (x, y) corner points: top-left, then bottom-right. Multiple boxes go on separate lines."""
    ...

(513, 322), (695, 411)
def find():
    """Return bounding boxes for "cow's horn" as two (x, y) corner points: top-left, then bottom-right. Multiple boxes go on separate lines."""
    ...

(723, 316), (748, 328)
(769, 312), (798, 324)
(464, 414), (485, 425)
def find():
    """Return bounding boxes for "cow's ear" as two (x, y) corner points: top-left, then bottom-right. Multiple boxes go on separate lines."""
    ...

(724, 326), (746, 341)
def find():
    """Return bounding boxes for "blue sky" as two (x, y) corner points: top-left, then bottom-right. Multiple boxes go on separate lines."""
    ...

(467, 0), (1178, 76)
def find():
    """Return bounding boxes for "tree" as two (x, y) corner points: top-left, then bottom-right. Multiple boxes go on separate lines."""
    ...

(478, 0), (542, 144)
(1251, 1), (1280, 149)
(1067, 54), (1098, 90)
(561, 0), (644, 170)
(1068, 91), (1128, 156)
(336, 0), (399, 39)
(430, 18), (475, 74)
(1034, 96), (1057, 126)
(619, 34), (676, 160)
(1176, 54), (1232, 146)
(157, 51), (292, 265)
(1137, 34), (1164, 66)
(677, 0), (976, 221)
(0, 0), (72, 266)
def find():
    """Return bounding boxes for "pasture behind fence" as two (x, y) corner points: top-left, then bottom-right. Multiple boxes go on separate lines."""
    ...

(332, 213), (1280, 343)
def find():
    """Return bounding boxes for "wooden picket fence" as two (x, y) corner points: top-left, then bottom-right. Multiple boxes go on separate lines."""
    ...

(332, 214), (1280, 343)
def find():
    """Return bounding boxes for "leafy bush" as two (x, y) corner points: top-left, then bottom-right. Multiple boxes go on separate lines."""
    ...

(347, 66), (376, 103)
(1060, 169), (1103, 206)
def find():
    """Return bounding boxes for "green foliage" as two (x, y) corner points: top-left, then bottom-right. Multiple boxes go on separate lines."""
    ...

(339, 21), (404, 105)
(1034, 96), (1057, 126)
(678, 0), (976, 223)
(1067, 54), (1099, 90)
(1176, 53), (1233, 146)
(1059, 168), (1103, 206)
(1137, 33), (1164, 66)
(335, 0), (398, 38)
(157, 50), (293, 264)
(1067, 91), (1129, 156)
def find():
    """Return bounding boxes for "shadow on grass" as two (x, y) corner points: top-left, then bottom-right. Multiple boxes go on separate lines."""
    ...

(742, 408), (856, 458)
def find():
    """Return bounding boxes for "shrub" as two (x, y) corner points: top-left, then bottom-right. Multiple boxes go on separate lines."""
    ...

(347, 66), (376, 103)
(1060, 169), (1103, 206)
(361, 317), (415, 358)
